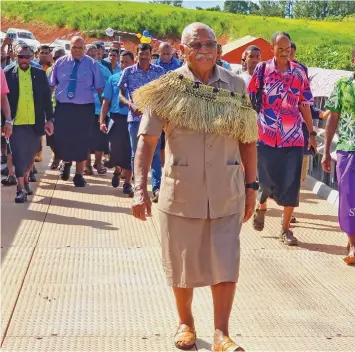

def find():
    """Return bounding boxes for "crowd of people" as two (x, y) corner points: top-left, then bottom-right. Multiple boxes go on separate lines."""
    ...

(1, 21), (354, 352)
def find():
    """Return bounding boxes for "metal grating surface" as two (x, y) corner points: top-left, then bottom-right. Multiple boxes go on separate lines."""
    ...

(1, 248), (34, 339)
(5, 283), (177, 338)
(195, 336), (355, 351)
(2, 336), (196, 352)
(1, 148), (354, 351)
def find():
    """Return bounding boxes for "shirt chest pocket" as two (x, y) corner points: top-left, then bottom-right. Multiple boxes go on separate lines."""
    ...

(77, 69), (92, 82)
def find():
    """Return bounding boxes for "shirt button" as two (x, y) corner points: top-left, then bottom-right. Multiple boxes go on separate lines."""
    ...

(205, 162), (210, 167)
(206, 144), (211, 148)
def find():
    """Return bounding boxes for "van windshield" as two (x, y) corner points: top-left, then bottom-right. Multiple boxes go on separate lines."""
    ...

(18, 32), (35, 40)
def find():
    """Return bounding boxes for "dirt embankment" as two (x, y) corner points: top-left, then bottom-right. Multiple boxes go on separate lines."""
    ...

(1, 16), (179, 52)
(1, 16), (229, 52)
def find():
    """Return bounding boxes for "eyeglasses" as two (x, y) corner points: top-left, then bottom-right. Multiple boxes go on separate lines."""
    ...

(17, 55), (31, 59)
(184, 41), (217, 51)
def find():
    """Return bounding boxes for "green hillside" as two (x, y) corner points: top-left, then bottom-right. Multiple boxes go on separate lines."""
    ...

(2, 0), (354, 70)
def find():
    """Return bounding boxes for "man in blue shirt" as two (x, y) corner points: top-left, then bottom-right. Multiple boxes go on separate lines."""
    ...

(100, 50), (135, 197)
(93, 42), (113, 74)
(107, 48), (121, 74)
(118, 43), (164, 203)
(216, 44), (232, 71)
(154, 42), (183, 73)
(85, 44), (112, 175)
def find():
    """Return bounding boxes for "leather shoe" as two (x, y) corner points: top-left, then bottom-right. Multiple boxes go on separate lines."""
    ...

(280, 229), (298, 246)
(1, 175), (17, 186)
(60, 162), (72, 181)
(15, 190), (27, 203)
(73, 174), (87, 187)
(28, 171), (37, 182)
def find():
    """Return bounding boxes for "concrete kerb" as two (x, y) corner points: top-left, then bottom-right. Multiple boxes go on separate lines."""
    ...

(304, 175), (339, 206)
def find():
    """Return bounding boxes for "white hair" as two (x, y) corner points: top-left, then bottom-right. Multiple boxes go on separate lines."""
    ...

(181, 22), (215, 45)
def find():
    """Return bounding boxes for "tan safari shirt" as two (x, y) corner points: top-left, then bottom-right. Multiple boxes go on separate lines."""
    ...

(138, 65), (248, 219)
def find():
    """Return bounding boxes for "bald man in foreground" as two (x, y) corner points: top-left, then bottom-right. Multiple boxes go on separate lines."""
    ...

(49, 36), (105, 186)
(132, 22), (257, 351)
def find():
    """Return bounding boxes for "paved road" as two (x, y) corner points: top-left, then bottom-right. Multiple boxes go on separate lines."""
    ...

(1, 150), (354, 351)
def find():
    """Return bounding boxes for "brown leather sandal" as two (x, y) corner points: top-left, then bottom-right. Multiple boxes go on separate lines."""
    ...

(95, 163), (107, 175)
(212, 336), (244, 351)
(174, 324), (196, 351)
(253, 209), (266, 231)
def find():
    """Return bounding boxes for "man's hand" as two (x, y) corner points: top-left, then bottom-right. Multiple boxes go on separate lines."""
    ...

(3, 123), (12, 139)
(132, 188), (152, 221)
(308, 135), (317, 153)
(243, 189), (256, 223)
(44, 120), (54, 136)
(321, 153), (332, 173)
(129, 103), (142, 117)
(100, 123), (107, 134)
(3, 37), (13, 47)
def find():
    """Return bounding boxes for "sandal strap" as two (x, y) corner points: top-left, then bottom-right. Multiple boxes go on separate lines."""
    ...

(217, 336), (243, 351)
(176, 324), (195, 334)
(174, 324), (196, 349)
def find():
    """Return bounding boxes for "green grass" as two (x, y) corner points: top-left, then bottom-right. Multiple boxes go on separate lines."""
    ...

(2, 0), (354, 70)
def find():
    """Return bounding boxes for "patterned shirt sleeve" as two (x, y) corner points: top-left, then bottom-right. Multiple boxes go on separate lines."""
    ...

(325, 79), (342, 113)
(117, 68), (129, 89)
(157, 66), (165, 78)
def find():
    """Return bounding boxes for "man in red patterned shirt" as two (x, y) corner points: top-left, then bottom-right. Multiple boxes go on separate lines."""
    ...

(248, 32), (317, 246)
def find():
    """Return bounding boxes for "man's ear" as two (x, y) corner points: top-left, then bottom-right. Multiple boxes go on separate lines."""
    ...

(179, 44), (185, 56)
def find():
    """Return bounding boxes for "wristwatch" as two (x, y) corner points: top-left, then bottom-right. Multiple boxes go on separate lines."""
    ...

(5, 120), (13, 126)
(309, 131), (317, 137)
(245, 181), (259, 190)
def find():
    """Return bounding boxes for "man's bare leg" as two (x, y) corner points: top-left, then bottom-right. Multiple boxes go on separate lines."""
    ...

(282, 206), (294, 230)
(211, 282), (244, 350)
(173, 287), (195, 348)
(211, 282), (236, 336)
(7, 154), (15, 176)
(259, 200), (267, 211)
(75, 160), (85, 175)
(345, 235), (355, 264)
(95, 151), (103, 166)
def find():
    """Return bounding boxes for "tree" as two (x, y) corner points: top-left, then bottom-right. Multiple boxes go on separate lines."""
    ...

(258, 1), (285, 17)
(224, 1), (259, 14)
(207, 6), (221, 12)
(150, 0), (182, 7)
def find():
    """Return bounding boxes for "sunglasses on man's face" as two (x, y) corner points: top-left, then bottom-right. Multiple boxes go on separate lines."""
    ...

(17, 55), (31, 59)
(185, 41), (217, 51)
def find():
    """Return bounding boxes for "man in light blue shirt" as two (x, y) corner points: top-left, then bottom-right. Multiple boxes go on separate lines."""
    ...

(154, 42), (182, 73)
(85, 44), (112, 175)
(107, 48), (121, 74)
(118, 43), (164, 203)
(217, 44), (232, 71)
(100, 50), (135, 197)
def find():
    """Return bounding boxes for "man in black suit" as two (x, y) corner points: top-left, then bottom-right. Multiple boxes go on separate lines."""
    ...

(4, 44), (54, 203)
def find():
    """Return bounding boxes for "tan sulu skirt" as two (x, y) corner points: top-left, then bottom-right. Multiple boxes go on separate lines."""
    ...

(158, 210), (243, 288)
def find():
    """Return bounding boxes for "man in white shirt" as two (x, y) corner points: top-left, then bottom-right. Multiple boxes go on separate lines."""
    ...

(239, 45), (261, 88)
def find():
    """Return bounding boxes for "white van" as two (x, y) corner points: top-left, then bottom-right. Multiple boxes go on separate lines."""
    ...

(50, 39), (71, 54)
(6, 28), (40, 50)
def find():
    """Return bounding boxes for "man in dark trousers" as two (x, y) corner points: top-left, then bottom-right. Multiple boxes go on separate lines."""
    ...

(4, 44), (54, 203)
